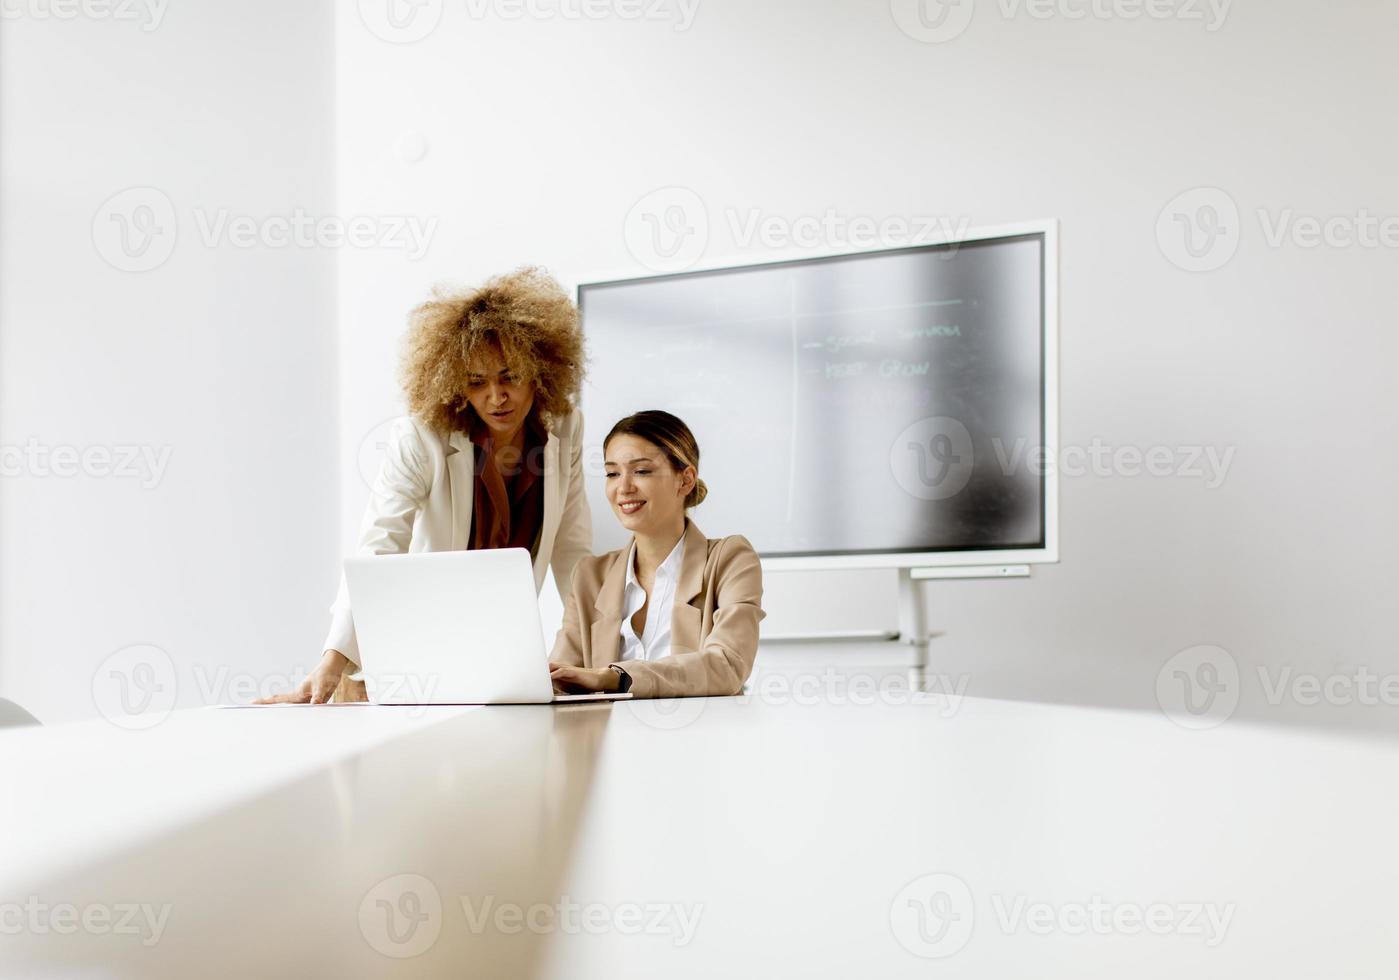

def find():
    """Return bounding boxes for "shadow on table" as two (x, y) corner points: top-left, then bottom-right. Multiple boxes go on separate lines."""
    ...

(2, 703), (615, 980)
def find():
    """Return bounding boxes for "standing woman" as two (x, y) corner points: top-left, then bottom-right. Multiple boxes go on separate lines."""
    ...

(549, 411), (764, 699)
(263, 267), (592, 704)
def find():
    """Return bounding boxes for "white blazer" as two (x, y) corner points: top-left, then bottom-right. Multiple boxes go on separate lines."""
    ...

(324, 409), (593, 667)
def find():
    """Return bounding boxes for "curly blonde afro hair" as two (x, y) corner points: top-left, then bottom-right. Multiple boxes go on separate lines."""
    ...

(400, 266), (586, 434)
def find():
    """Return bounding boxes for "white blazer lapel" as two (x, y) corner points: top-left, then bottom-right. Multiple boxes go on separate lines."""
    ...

(534, 430), (562, 584)
(445, 431), (474, 551)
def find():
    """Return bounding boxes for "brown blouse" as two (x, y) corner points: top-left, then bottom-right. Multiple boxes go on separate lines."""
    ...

(467, 409), (548, 557)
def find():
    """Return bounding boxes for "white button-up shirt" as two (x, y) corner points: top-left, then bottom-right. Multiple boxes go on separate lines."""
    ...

(619, 534), (687, 662)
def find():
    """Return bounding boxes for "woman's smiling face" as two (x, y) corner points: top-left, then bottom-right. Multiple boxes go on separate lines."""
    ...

(604, 434), (694, 535)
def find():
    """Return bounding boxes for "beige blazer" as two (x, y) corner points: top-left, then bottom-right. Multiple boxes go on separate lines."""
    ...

(550, 519), (765, 698)
(325, 408), (593, 668)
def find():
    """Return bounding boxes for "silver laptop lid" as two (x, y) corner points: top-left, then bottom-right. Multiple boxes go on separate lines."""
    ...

(343, 548), (554, 704)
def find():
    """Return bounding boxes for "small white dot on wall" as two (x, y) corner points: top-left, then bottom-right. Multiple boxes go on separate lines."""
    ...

(396, 131), (429, 165)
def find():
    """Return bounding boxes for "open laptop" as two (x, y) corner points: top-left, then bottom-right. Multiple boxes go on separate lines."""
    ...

(343, 548), (631, 705)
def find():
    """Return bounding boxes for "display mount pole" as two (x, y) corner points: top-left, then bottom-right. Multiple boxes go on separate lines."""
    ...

(897, 569), (931, 684)
(897, 565), (1032, 685)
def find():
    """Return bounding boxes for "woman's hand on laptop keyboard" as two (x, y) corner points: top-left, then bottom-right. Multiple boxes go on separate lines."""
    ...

(253, 650), (350, 704)
(549, 662), (621, 695)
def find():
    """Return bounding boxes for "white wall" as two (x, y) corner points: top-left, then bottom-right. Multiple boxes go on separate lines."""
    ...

(0, 2), (339, 722)
(4, 1), (1393, 732)
(335, 0), (1399, 731)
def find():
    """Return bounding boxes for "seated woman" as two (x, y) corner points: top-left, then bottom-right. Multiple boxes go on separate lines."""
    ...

(549, 411), (764, 699)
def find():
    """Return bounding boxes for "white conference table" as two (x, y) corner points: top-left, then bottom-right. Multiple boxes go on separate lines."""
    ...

(3, 665), (1398, 978)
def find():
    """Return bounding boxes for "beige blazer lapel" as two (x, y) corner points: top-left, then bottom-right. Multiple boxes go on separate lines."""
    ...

(590, 547), (628, 666)
(670, 519), (707, 655)
(445, 431), (474, 551)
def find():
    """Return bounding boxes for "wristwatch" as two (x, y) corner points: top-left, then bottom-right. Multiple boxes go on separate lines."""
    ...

(608, 664), (633, 694)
